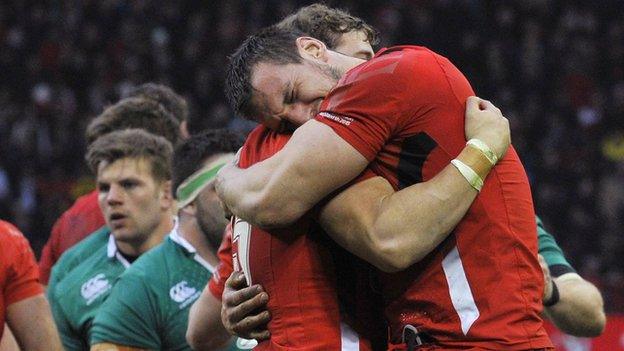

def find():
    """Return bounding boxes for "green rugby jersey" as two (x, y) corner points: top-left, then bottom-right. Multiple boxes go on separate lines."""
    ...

(536, 216), (576, 277)
(48, 225), (110, 293)
(49, 234), (130, 350)
(90, 229), (254, 350)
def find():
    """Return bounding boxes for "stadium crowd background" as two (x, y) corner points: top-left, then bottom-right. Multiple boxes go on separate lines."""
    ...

(0, 0), (622, 312)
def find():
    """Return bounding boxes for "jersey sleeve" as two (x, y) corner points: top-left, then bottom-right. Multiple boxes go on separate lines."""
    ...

(315, 47), (455, 161)
(90, 272), (161, 349)
(536, 216), (576, 277)
(208, 224), (234, 300)
(3, 228), (43, 306)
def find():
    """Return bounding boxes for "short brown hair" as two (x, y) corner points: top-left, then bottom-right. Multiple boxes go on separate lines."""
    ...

(85, 97), (180, 146)
(127, 83), (189, 123)
(225, 26), (303, 119)
(277, 3), (379, 49)
(86, 129), (173, 182)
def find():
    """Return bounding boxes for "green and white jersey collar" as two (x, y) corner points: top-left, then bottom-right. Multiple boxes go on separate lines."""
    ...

(106, 234), (131, 268)
(169, 227), (216, 273)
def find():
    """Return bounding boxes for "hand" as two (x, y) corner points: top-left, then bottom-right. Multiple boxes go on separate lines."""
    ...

(221, 271), (271, 341)
(538, 254), (554, 303)
(464, 96), (510, 160)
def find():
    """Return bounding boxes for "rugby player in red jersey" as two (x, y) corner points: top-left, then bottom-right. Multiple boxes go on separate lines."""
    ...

(0, 220), (62, 351)
(217, 26), (552, 350)
(38, 84), (187, 285)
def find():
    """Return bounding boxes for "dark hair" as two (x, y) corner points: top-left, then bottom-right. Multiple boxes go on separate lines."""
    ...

(172, 129), (245, 193)
(86, 129), (173, 182)
(127, 83), (189, 123)
(277, 3), (379, 49)
(225, 26), (303, 120)
(85, 97), (180, 146)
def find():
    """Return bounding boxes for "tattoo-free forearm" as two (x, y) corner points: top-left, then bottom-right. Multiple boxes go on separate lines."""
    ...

(186, 289), (232, 351)
(543, 274), (606, 337)
(319, 145), (493, 272)
(216, 121), (367, 228)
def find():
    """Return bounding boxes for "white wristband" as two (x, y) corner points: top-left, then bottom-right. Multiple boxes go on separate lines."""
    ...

(451, 159), (484, 192)
(467, 139), (498, 165)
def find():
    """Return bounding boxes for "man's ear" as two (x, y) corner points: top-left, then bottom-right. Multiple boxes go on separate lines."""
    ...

(160, 180), (174, 209)
(296, 37), (329, 62)
(180, 201), (197, 217)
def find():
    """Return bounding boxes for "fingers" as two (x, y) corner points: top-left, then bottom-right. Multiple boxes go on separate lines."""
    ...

(226, 290), (269, 323)
(466, 96), (480, 111)
(225, 271), (248, 290)
(231, 310), (271, 339)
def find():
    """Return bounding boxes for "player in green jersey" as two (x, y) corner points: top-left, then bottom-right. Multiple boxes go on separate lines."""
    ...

(48, 129), (175, 350)
(536, 216), (606, 336)
(47, 226), (110, 295)
(90, 129), (249, 351)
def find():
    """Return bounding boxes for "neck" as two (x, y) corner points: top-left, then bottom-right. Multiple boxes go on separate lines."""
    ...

(331, 51), (366, 74)
(116, 215), (174, 257)
(178, 214), (219, 267)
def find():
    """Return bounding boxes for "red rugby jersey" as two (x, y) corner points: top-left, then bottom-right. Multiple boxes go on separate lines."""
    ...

(231, 125), (379, 351)
(315, 46), (552, 350)
(208, 223), (234, 299)
(39, 190), (105, 284)
(0, 220), (44, 339)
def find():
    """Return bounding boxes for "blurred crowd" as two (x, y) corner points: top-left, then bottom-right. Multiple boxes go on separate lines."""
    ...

(0, 0), (622, 311)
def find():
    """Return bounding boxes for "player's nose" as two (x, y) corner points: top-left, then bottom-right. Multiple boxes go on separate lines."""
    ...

(106, 184), (124, 205)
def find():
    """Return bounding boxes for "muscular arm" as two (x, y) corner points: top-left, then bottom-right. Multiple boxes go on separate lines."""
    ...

(5, 295), (63, 351)
(318, 144), (492, 272)
(186, 288), (233, 351)
(90, 343), (146, 351)
(539, 257), (606, 337)
(216, 120), (368, 228)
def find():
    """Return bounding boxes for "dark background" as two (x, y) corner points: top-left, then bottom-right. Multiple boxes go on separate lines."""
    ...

(0, 0), (622, 311)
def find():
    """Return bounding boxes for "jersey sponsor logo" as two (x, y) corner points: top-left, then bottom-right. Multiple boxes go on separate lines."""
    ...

(318, 112), (353, 126)
(81, 273), (112, 305)
(169, 281), (200, 309)
(236, 338), (258, 349)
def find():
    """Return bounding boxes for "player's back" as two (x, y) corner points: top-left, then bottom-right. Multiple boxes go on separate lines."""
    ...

(232, 125), (372, 351)
(318, 46), (550, 349)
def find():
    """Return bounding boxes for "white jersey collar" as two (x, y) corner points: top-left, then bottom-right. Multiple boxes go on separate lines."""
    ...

(169, 227), (215, 273)
(106, 234), (131, 268)
(107, 217), (179, 269)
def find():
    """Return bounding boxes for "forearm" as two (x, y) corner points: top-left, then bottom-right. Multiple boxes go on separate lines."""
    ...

(543, 274), (606, 337)
(186, 290), (231, 350)
(216, 120), (367, 228)
(6, 295), (63, 351)
(90, 343), (146, 351)
(320, 145), (493, 272)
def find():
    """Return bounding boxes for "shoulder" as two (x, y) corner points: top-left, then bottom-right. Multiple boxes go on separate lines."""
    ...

(54, 248), (107, 295)
(240, 125), (289, 166)
(54, 228), (109, 272)
(69, 190), (100, 213)
(0, 220), (29, 253)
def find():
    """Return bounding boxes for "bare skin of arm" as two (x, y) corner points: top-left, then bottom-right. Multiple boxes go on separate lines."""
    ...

(90, 343), (146, 351)
(186, 287), (235, 350)
(216, 120), (367, 228)
(318, 141), (492, 272)
(5, 295), (63, 351)
(216, 97), (509, 229)
(0, 325), (19, 351)
(539, 255), (606, 337)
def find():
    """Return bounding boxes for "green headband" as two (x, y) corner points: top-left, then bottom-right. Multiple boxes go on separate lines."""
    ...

(176, 154), (234, 209)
